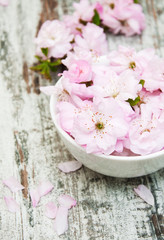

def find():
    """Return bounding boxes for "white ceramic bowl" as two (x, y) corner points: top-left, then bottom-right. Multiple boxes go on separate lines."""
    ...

(50, 83), (164, 178)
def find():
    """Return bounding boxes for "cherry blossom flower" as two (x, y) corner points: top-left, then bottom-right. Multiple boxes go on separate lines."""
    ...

(71, 98), (128, 154)
(62, 59), (92, 83)
(93, 68), (141, 101)
(73, 0), (95, 22)
(127, 103), (164, 155)
(75, 23), (108, 56)
(35, 20), (73, 59)
(101, 0), (145, 36)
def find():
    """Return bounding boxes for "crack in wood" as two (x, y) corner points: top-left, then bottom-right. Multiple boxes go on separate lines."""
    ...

(21, 165), (28, 199)
(32, 75), (40, 95)
(14, 131), (29, 198)
(23, 62), (31, 94)
(152, 214), (164, 237)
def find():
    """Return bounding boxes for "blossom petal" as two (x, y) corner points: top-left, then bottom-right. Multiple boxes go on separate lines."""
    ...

(30, 189), (40, 207)
(54, 206), (68, 236)
(58, 195), (76, 209)
(134, 184), (154, 206)
(38, 181), (54, 197)
(4, 196), (20, 213)
(0, 0), (9, 7)
(45, 202), (58, 219)
(40, 86), (56, 95)
(58, 161), (82, 173)
(3, 176), (24, 193)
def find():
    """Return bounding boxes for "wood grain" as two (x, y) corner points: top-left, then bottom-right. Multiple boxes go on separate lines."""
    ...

(0, 0), (164, 239)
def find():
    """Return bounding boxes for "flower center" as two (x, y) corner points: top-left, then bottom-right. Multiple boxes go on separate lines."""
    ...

(129, 61), (136, 69)
(95, 122), (105, 130)
(109, 3), (115, 9)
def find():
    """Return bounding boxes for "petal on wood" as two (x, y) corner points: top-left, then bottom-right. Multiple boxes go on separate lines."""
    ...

(4, 196), (19, 213)
(45, 202), (58, 219)
(38, 181), (54, 197)
(54, 206), (68, 236)
(134, 184), (154, 206)
(58, 160), (82, 173)
(0, 0), (9, 6)
(40, 86), (56, 95)
(3, 176), (25, 193)
(30, 189), (40, 207)
(58, 195), (76, 209)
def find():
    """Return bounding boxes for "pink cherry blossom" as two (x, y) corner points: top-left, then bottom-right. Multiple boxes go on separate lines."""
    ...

(63, 59), (92, 83)
(127, 103), (164, 155)
(35, 20), (73, 59)
(101, 0), (145, 36)
(93, 68), (141, 101)
(141, 56), (164, 92)
(75, 23), (108, 56)
(71, 98), (129, 154)
(73, 0), (95, 22)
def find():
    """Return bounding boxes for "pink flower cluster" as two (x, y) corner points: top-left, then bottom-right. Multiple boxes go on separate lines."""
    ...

(35, 0), (145, 59)
(42, 46), (164, 156)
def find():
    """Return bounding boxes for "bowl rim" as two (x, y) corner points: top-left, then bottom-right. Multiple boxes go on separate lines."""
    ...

(50, 81), (164, 163)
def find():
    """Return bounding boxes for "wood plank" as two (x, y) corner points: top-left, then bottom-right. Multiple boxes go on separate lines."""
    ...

(0, 0), (164, 239)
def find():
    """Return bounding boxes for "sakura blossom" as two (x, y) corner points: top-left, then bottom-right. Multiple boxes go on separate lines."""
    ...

(41, 44), (164, 156)
(71, 98), (129, 154)
(35, 20), (73, 59)
(75, 23), (108, 55)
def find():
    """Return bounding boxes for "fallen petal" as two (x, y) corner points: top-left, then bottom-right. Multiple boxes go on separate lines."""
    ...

(0, 0), (9, 6)
(134, 184), (154, 206)
(58, 161), (82, 173)
(3, 176), (25, 193)
(4, 196), (19, 213)
(54, 206), (68, 236)
(30, 189), (40, 207)
(45, 202), (58, 219)
(40, 86), (56, 95)
(58, 195), (76, 209)
(38, 181), (54, 197)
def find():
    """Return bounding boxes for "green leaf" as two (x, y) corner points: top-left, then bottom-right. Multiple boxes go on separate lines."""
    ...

(35, 55), (42, 61)
(134, 0), (139, 3)
(41, 48), (48, 57)
(50, 59), (62, 67)
(127, 96), (140, 107)
(92, 9), (100, 26)
(139, 79), (145, 87)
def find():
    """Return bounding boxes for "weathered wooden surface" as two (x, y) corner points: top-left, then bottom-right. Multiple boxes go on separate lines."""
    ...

(0, 0), (164, 239)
